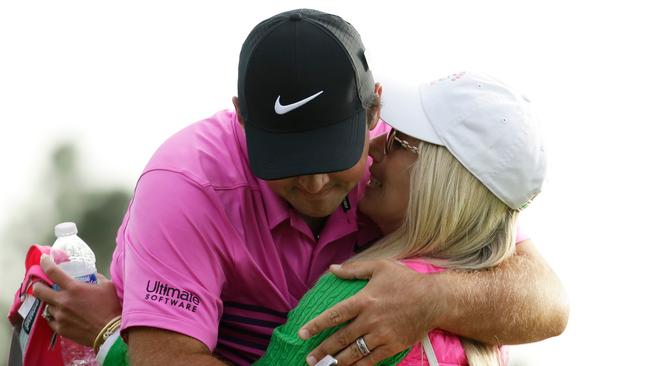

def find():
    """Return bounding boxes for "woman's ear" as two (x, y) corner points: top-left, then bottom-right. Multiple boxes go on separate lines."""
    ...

(232, 96), (245, 127)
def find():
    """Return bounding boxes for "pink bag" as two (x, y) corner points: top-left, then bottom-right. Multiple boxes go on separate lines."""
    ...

(7, 244), (64, 366)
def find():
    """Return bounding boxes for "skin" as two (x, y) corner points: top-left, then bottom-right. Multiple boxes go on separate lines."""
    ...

(32, 85), (569, 366)
(127, 327), (227, 366)
(264, 158), (368, 223)
(358, 130), (419, 234)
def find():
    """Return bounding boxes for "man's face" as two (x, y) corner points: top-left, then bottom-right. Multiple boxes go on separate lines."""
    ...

(265, 131), (370, 218)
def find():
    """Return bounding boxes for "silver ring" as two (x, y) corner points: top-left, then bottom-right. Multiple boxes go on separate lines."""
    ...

(42, 304), (54, 322)
(355, 336), (371, 356)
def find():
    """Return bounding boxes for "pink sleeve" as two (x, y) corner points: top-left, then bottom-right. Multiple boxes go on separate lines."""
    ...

(120, 170), (226, 350)
(400, 258), (445, 274)
(515, 223), (530, 244)
(370, 119), (391, 138)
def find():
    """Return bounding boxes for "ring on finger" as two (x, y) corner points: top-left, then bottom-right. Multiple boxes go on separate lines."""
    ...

(42, 304), (54, 322)
(355, 336), (371, 356)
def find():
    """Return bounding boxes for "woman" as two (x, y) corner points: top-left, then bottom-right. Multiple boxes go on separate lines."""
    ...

(254, 71), (545, 366)
(37, 71), (546, 366)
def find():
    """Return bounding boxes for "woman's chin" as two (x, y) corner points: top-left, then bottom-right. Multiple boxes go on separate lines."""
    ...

(360, 190), (406, 236)
(359, 193), (381, 226)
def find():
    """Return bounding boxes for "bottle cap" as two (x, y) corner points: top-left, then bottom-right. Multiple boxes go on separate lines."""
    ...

(54, 222), (78, 237)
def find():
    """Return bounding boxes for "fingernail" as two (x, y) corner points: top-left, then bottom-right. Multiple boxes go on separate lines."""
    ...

(330, 264), (341, 271)
(306, 355), (317, 366)
(299, 328), (310, 339)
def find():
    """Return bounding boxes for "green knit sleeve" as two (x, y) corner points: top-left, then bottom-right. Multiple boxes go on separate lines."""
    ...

(102, 336), (129, 366)
(254, 273), (409, 365)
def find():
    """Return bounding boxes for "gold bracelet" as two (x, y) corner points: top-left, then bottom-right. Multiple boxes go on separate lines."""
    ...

(93, 316), (122, 354)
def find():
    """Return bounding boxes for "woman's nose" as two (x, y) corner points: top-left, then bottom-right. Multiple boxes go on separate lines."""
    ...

(368, 133), (387, 163)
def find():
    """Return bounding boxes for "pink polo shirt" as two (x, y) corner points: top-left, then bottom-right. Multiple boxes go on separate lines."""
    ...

(110, 109), (388, 365)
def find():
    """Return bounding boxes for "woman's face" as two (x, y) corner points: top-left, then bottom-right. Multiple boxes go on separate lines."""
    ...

(359, 128), (420, 234)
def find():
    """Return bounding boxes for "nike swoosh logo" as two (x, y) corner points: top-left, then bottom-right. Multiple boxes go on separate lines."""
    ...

(274, 90), (324, 115)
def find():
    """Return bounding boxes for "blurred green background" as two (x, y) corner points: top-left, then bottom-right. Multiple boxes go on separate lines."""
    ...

(0, 142), (130, 362)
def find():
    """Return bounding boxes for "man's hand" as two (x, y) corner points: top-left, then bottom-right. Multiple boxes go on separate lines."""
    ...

(300, 240), (569, 366)
(32, 254), (122, 346)
(299, 260), (435, 366)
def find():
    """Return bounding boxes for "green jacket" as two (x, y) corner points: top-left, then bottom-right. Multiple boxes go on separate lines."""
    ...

(101, 335), (129, 366)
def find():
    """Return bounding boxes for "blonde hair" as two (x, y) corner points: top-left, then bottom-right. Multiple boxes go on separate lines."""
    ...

(355, 142), (519, 366)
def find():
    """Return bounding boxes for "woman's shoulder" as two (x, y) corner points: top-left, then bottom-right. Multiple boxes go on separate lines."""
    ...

(399, 330), (469, 366)
(399, 258), (446, 274)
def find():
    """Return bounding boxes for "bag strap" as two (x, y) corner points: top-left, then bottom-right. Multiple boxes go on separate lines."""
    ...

(421, 334), (439, 366)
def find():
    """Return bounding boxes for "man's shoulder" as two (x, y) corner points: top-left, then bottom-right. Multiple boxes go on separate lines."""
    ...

(142, 109), (256, 189)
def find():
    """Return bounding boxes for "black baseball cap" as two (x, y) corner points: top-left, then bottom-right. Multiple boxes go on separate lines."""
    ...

(238, 9), (375, 180)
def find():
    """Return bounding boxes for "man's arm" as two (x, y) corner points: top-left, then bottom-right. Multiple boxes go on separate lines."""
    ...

(118, 171), (227, 363)
(127, 328), (227, 366)
(299, 240), (569, 366)
(434, 239), (569, 344)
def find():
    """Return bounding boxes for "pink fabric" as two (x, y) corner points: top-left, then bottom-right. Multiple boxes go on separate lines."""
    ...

(398, 259), (508, 366)
(109, 110), (390, 364)
(515, 223), (529, 243)
(397, 259), (468, 366)
(8, 245), (64, 366)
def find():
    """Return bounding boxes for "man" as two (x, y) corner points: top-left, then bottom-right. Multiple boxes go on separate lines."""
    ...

(35, 9), (568, 366)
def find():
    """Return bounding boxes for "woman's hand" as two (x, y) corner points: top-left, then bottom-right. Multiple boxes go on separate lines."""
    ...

(32, 255), (122, 346)
(299, 260), (438, 366)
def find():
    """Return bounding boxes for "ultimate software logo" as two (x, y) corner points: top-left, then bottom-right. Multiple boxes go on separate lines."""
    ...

(144, 280), (201, 313)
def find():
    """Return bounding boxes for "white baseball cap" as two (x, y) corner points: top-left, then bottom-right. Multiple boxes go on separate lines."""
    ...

(380, 71), (546, 210)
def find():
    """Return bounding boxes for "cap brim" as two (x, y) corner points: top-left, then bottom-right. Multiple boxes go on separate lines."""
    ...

(246, 109), (367, 180)
(380, 79), (443, 145)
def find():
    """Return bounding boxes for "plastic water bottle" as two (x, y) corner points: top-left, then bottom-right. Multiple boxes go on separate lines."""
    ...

(51, 222), (99, 366)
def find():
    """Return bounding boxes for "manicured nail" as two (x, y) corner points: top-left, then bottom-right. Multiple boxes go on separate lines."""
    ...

(299, 328), (310, 339)
(307, 355), (317, 366)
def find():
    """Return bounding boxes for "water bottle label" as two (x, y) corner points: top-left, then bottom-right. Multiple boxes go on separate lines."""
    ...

(76, 273), (97, 284)
(52, 273), (97, 291)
